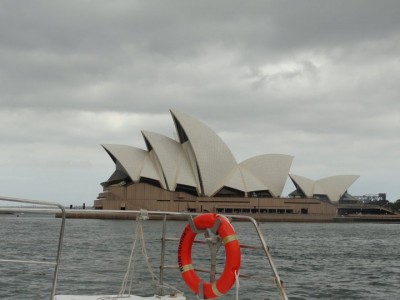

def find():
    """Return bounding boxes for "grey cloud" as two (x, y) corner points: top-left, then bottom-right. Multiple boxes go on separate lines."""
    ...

(1, 0), (400, 204)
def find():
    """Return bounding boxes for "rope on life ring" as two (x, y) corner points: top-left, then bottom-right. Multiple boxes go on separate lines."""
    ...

(177, 213), (241, 299)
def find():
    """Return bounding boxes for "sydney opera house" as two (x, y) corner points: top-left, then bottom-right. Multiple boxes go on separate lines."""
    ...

(94, 110), (359, 220)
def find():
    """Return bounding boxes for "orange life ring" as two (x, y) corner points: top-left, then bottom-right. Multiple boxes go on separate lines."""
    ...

(177, 213), (241, 299)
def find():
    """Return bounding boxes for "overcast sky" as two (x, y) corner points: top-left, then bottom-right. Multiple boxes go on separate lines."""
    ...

(1, 0), (399, 206)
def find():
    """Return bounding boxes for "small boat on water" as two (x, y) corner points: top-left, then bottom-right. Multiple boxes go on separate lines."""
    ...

(0, 196), (288, 300)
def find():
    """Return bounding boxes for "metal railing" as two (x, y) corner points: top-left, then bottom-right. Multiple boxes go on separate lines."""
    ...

(157, 213), (288, 300)
(0, 199), (287, 300)
(0, 196), (66, 300)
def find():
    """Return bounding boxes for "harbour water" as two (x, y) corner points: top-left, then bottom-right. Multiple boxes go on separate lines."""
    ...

(0, 214), (399, 299)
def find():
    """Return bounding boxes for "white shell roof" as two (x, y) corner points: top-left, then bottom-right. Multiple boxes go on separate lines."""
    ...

(317, 175), (360, 202)
(102, 144), (147, 182)
(102, 111), (367, 200)
(141, 152), (162, 183)
(221, 166), (247, 192)
(171, 110), (237, 196)
(289, 174), (315, 197)
(239, 154), (294, 197)
(238, 166), (269, 193)
(290, 174), (360, 202)
(142, 131), (197, 191)
(179, 141), (201, 193)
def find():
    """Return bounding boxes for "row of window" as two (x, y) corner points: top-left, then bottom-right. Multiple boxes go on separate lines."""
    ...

(187, 207), (295, 214)
(216, 208), (295, 214)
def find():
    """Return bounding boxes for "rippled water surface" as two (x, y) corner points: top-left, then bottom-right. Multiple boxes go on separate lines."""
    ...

(1, 214), (399, 299)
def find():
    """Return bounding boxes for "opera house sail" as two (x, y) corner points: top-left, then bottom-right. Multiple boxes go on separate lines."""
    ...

(94, 110), (359, 220)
